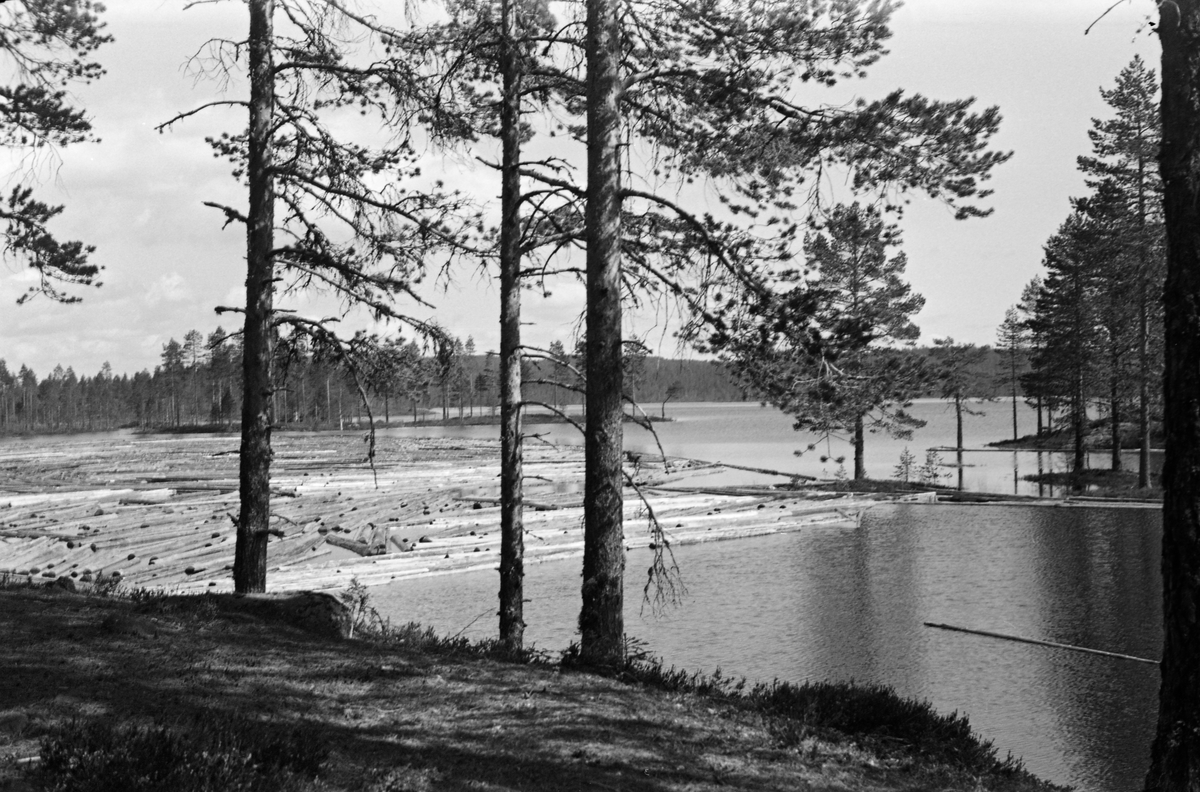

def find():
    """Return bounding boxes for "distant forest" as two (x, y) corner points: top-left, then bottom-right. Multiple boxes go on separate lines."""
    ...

(0, 333), (1023, 435)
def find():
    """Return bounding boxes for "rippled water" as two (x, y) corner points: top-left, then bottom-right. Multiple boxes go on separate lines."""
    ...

(372, 504), (1162, 792)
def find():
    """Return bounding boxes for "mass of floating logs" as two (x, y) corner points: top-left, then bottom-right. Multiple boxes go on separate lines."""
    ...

(0, 432), (921, 594)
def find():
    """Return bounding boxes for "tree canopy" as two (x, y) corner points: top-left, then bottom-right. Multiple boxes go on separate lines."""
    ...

(0, 1), (110, 303)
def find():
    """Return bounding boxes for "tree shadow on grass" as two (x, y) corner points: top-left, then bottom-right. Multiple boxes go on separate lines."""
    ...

(0, 587), (817, 792)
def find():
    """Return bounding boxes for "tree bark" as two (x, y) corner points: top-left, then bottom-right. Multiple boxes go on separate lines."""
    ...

(955, 396), (964, 450)
(233, 0), (275, 594)
(1010, 349), (1018, 442)
(1146, 4), (1200, 787)
(579, 0), (625, 669)
(1140, 276), (1153, 487)
(1112, 372), (1123, 472)
(853, 414), (865, 480)
(1138, 112), (1154, 489)
(497, 0), (525, 652)
(956, 397), (964, 491)
(1073, 370), (1087, 475)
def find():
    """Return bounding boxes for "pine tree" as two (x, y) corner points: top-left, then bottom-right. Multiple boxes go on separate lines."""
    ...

(0, 2), (109, 303)
(730, 203), (927, 481)
(931, 337), (989, 490)
(1015, 276), (1049, 437)
(1077, 55), (1164, 487)
(1077, 182), (1140, 471)
(161, 0), (473, 593)
(996, 307), (1027, 442)
(1027, 213), (1105, 474)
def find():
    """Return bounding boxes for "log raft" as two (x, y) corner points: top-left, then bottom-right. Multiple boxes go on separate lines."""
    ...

(0, 432), (898, 593)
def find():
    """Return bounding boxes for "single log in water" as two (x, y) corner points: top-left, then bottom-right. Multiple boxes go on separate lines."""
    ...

(924, 621), (1158, 665)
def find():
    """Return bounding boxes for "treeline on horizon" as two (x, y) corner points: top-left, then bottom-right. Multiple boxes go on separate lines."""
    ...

(0, 334), (1025, 436)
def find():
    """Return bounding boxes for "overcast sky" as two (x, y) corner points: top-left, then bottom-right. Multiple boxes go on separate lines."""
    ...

(0, 0), (1160, 377)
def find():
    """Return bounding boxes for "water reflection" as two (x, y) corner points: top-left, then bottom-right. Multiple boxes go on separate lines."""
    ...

(372, 503), (1161, 792)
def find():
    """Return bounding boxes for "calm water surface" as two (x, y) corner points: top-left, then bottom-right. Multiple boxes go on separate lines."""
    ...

(380, 399), (1163, 495)
(374, 504), (1161, 792)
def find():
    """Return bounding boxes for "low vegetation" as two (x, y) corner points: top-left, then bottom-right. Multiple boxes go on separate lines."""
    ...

(32, 716), (326, 792)
(1022, 469), (1162, 500)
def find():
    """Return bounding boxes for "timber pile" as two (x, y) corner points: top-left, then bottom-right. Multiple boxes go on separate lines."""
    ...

(0, 432), (881, 593)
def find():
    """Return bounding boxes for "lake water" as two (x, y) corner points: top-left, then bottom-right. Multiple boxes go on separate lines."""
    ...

(381, 398), (1163, 496)
(374, 503), (1161, 792)
(372, 401), (1165, 791)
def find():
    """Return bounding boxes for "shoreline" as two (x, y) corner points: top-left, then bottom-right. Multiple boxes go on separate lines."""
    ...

(0, 585), (1063, 792)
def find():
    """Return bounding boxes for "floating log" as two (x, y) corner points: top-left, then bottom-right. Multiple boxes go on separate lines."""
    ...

(677, 459), (818, 481)
(924, 621), (1158, 665)
(325, 534), (383, 557)
(456, 496), (565, 511)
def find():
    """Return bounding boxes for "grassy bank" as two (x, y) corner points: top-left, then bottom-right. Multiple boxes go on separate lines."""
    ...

(0, 583), (1063, 792)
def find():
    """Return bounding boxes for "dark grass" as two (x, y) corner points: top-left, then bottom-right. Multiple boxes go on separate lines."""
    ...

(618, 658), (1027, 779)
(338, 601), (1032, 780)
(373, 619), (1036, 784)
(13, 579), (1051, 789)
(31, 715), (327, 792)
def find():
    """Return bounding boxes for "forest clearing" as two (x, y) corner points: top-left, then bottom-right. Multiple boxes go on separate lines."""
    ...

(0, 433), (900, 595)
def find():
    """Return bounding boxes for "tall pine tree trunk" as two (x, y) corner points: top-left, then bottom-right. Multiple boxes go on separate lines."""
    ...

(579, 0), (625, 669)
(853, 414), (865, 480)
(1073, 370), (1087, 475)
(955, 396), (964, 450)
(1139, 135), (1154, 489)
(233, 0), (275, 594)
(1010, 349), (1019, 442)
(1112, 367), (1123, 472)
(956, 397), (965, 491)
(1146, 4), (1200, 787)
(498, 0), (525, 652)
(1140, 276), (1153, 488)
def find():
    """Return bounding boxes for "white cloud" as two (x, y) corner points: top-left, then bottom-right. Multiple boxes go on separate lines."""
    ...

(145, 273), (190, 305)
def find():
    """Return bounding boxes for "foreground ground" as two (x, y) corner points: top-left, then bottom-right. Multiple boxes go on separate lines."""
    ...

(0, 586), (1063, 792)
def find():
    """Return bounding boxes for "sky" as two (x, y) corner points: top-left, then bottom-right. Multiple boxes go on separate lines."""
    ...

(0, 0), (1162, 377)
